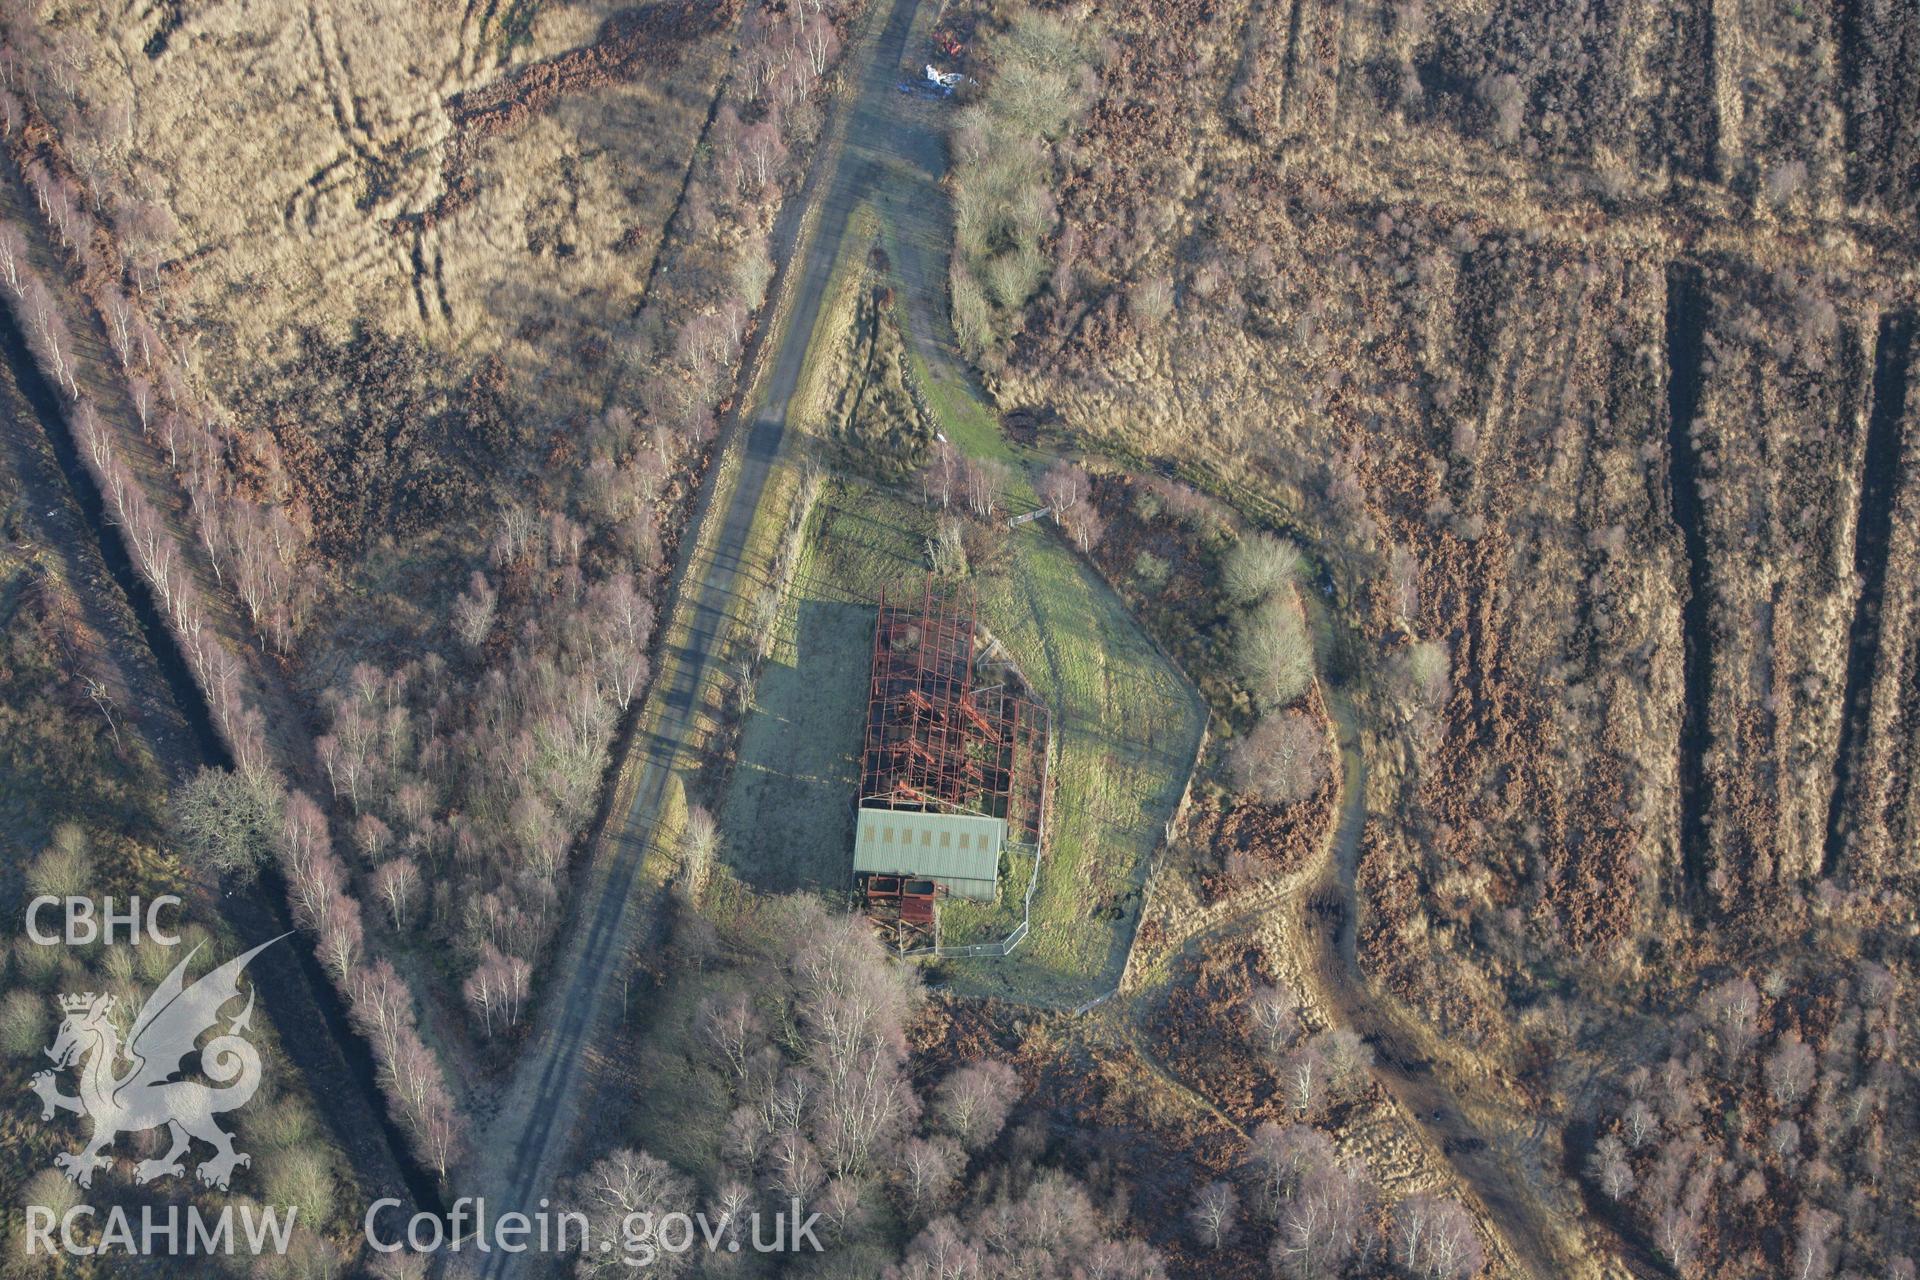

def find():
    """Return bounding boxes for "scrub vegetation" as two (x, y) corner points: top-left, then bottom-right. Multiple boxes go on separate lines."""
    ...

(944, 0), (1920, 1271)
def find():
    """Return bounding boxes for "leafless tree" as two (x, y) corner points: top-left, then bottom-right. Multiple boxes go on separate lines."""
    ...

(1701, 975), (1762, 1071)
(1386, 640), (1450, 716)
(415, 1076), (463, 1179)
(1242, 1122), (1335, 1221)
(22, 279), (77, 397)
(368, 1249), (429, 1280)
(126, 373), (154, 432)
(351, 817), (391, 867)
(1129, 275), (1174, 331)
(1189, 1180), (1238, 1250)
(1392, 1193), (1483, 1279)
(74, 397), (112, 478)
(741, 120), (787, 194)
(453, 571), (497, 652)
(1587, 1134), (1633, 1200)
(346, 960), (413, 1069)
(1222, 532), (1300, 604)
(799, 14), (838, 75)
(320, 895), (364, 987)
(767, 1128), (825, 1203)
(1387, 544), (1420, 621)
(1229, 711), (1329, 805)
(817, 1175), (867, 1240)
(1791, 1204), (1838, 1280)
(589, 572), (654, 712)
(1237, 593), (1315, 709)
(927, 516), (967, 577)
(80, 671), (121, 752)
(102, 288), (135, 368)
(921, 441), (962, 510)
(893, 1170), (1163, 1280)
(1313, 1027), (1373, 1099)
(1062, 499), (1104, 553)
(677, 309), (741, 385)
(29, 164), (85, 252)
(278, 791), (334, 921)
(1270, 1154), (1371, 1280)
(150, 410), (183, 470)
(785, 903), (920, 1177)
(1037, 460), (1089, 517)
(0, 222), (24, 297)
(934, 1059), (1021, 1151)
(170, 766), (284, 880)
(465, 943), (531, 1037)
(230, 500), (302, 648)
(119, 200), (180, 298)
(1621, 1098), (1659, 1149)
(706, 1179), (754, 1252)
(681, 805), (720, 898)
(373, 857), (421, 929)
(1248, 982), (1301, 1060)
(698, 991), (762, 1086)
(894, 1134), (959, 1217)
(963, 458), (1009, 520)
(1766, 1033), (1817, 1106)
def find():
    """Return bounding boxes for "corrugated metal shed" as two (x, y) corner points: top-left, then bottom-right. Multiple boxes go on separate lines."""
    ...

(852, 806), (1005, 901)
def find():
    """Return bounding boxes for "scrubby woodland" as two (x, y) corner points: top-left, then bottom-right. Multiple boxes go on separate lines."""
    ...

(0, 399), (387, 1267)
(568, 882), (1492, 1280)
(949, 0), (1920, 1273)
(0, 0), (862, 1194)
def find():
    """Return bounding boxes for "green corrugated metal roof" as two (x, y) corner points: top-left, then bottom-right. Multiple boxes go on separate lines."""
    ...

(853, 806), (1004, 901)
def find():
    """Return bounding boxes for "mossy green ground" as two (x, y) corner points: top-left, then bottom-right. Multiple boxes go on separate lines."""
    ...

(718, 478), (1204, 1005)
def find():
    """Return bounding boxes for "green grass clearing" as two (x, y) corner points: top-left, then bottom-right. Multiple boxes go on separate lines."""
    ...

(717, 478), (1204, 1005)
(877, 217), (1037, 494)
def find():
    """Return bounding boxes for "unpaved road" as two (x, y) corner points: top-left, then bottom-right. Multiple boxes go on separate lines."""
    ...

(1111, 680), (1573, 1279)
(1307, 685), (1571, 1279)
(459, 0), (942, 1272)
(1308, 689), (1664, 1279)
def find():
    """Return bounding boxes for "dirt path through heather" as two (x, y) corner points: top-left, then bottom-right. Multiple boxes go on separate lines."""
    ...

(1302, 684), (1573, 1279)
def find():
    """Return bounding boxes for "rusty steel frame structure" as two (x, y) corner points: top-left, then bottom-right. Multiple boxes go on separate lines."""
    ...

(859, 580), (1049, 843)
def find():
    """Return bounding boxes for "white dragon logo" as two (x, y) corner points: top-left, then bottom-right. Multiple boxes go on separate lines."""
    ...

(29, 936), (286, 1190)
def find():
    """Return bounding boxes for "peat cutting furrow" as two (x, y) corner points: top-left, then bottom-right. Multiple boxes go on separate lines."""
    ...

(1664, 265), (1713, 913)
(627, 49), (736, 324)
(1642, 0), (1715, 184)
(1836, 0), (1872, 201)
(1276, 0), (1307, 128)
(0, 295), (446, 1221)
(1837, 0), (1920, 214)
(1821, 310), (1913, 878)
